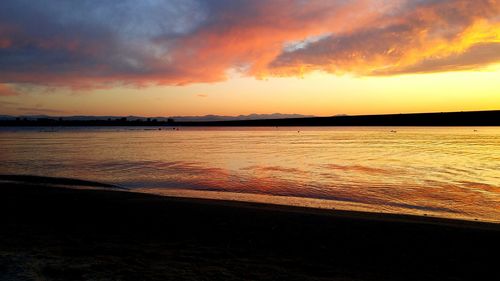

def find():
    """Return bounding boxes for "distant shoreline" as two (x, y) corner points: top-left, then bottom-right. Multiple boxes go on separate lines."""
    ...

(1, 110), (499, 126)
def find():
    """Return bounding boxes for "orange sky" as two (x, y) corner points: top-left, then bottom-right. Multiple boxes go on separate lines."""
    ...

(0, 0), (499, 116)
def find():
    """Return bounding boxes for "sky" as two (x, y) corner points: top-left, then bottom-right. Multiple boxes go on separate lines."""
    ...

(0, 0), (499, 117)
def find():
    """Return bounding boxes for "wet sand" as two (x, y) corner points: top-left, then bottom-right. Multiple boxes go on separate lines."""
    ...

(1, 175), (499, 281)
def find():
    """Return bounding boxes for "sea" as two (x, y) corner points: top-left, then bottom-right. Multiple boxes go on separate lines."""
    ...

(1, 126), (499, 222)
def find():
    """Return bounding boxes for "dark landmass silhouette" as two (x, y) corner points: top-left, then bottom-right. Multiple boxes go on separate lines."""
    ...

(0, 113), (314, 122)
(0, 110), (498, 126)
(168, 113), (316, 122)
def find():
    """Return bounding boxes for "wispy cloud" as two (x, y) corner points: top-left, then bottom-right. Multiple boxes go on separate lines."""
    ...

(0, 100), (18, 109)
(373, 42), (500, 75)
(0, 0), (498, 90)
(15, 107), (68, 114)
(0, 84), (21, 96)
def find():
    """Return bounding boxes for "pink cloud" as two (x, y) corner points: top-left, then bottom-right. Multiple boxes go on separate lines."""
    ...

(0, 0), (498, 90)
(0, 84), (20, 96)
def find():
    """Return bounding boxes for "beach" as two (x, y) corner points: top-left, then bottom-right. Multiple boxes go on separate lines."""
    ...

(3, 1), (500, 280)
(1, 175), (499, 281)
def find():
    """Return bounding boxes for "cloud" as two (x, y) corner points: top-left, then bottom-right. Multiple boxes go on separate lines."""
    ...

(15, 107), (68, 114)
(374, 42), (500, 75)
(269, 0), (500, 76)
(0, 84), (21, 96)
(0, 0), (499, 90)
(0, 100), (18, 106)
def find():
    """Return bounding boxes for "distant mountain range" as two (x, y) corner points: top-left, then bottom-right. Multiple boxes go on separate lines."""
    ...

(0, 113), (316, 122)
(1, 110), (498, 126)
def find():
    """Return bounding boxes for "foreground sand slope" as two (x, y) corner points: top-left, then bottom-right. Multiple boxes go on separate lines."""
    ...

(1, 178), (499, 281)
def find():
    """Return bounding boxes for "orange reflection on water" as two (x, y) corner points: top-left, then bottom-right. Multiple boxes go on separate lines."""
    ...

(0, 126), (499, 222)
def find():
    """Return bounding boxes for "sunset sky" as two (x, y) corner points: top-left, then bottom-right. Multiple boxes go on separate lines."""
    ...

(0, 0), (499, 117)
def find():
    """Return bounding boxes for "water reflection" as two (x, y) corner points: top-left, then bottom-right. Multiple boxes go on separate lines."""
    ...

(0, 126), (499, 222)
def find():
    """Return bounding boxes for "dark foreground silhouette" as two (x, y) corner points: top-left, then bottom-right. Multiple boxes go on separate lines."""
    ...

(1, 176), (499, 281)
(1, 110), (499, 126)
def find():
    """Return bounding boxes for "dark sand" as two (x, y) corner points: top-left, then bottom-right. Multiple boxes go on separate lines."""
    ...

(1, 175), (499, 281)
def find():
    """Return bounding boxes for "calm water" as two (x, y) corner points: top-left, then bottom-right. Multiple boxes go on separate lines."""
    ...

(1, 126), (499, 222)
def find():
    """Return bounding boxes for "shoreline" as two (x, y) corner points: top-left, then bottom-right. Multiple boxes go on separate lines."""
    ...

(1, 175), (499, 280)
(2, 174), (498, 229)
(134, 187), (500, 227)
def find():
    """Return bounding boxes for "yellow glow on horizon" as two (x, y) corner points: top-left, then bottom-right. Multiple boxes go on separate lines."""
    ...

(1, 64), (499, 117)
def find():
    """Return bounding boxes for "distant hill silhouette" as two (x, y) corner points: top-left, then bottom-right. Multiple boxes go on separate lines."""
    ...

(0, 113), (314, 122)
(0, 110), (498, 126)
(168, 113), (316, 122)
